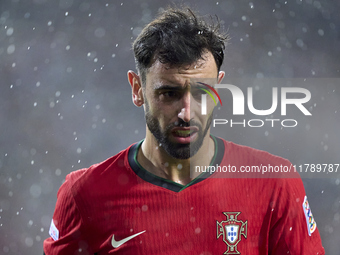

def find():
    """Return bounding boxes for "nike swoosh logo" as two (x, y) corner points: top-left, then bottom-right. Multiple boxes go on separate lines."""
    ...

(111, 230), (146, 248)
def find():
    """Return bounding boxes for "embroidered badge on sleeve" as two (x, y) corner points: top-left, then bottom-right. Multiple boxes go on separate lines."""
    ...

(302, 196), (316, 236)
(49, 219), (59, 241)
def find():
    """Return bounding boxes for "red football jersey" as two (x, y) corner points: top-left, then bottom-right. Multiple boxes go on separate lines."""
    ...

(43, 136), (325, 254)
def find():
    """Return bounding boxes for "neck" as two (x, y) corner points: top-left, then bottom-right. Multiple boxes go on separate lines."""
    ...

(137, 129), (215, 185)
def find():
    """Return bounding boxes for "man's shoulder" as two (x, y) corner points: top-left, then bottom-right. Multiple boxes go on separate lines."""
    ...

(63, 143), (136, 193)
(222, 138), (291, 165)
(216, 137), (298, 179)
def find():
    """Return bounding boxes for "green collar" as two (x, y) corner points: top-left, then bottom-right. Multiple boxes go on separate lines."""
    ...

(127, 135), (225, 192)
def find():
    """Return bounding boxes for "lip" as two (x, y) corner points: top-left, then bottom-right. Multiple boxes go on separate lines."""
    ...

(170, 126), (199, 144)
(171, 127), (199, 132)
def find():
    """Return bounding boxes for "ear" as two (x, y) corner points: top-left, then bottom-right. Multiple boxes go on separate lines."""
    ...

(217, 71), (225, 84)
(127, 70), (144, 107)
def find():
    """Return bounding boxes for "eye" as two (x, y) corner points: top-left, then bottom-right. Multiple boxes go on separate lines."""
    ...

(159, 90), (182, 100)
(191, 88), (206, 100)
(162, 91), (178, 98)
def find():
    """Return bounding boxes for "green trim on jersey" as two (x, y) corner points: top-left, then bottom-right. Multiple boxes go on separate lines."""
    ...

(128, 135), (224, 192)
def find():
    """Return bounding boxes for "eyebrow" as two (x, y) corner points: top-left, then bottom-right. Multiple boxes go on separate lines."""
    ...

(153, 82), (211, 91)
(153, 85), (184, 91)
(193, 84), (209, 90)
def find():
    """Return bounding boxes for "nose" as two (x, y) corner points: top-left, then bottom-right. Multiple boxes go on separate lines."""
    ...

(177, 91), (194, 122)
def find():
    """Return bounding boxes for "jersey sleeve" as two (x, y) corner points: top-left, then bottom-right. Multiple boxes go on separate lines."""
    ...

(268, 177), (325, 255)
(43, 171), (93, 255)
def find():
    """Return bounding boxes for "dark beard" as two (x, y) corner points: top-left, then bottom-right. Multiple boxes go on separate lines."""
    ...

(145, 104), (213, 159)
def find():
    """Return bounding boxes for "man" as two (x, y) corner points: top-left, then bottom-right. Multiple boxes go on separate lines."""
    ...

(43, 7), (324, 255)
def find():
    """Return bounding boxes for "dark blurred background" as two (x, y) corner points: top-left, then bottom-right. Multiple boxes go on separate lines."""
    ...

(0, 0), (339, 254)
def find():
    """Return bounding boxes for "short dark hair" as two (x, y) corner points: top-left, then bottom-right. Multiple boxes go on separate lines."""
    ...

(132, 7), (228, 85)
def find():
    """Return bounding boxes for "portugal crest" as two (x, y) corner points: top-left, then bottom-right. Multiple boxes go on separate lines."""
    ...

(217, 212), (247, 254)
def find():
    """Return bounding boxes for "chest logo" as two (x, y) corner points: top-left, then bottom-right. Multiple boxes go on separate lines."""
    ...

(111, 230), (146, 248)
(217, 212), (247, 254)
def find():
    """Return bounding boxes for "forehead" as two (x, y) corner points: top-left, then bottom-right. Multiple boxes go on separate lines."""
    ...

(145, 51), (218, 86)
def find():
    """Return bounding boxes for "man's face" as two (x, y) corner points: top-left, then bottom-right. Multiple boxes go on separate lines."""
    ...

(142, 52), (223, 159)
